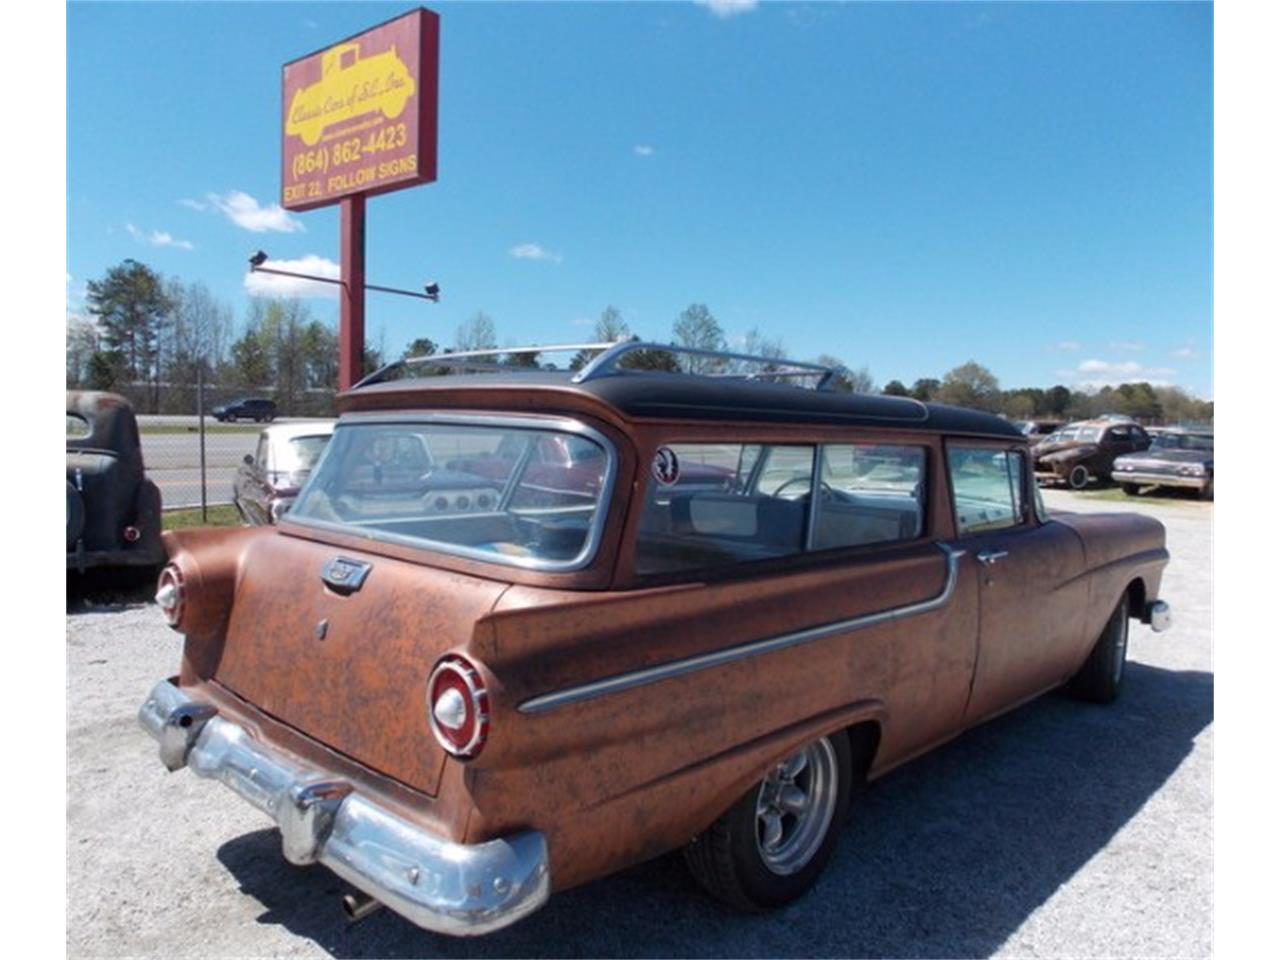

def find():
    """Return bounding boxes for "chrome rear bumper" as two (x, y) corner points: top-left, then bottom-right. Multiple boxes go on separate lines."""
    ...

(138, 679), (550, 936)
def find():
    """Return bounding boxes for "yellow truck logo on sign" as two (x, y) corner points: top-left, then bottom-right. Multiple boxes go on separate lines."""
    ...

(286, 42), (416, 146)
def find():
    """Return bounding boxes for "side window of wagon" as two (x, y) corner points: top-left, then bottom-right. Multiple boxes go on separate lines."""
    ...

(813, 445), (926, 550)
(948, 446), (1027, 535)
(635, 443), (814, 575)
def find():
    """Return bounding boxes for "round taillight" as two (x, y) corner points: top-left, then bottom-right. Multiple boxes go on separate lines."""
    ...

(155, 564), (185, 629)
(122, 525), (141, 543)
(427, 655), (490, 759)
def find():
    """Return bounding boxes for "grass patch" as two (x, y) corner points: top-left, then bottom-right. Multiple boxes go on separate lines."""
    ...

(162, 504), (243, 529)
(140, 424), (261, 435)
(1074, 485), (1208, 506)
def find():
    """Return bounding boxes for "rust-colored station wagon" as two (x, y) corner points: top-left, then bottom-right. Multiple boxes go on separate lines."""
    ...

(139, 342), (1172, 936)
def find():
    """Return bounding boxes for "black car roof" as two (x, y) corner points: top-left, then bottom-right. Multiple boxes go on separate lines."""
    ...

(352, 370), (1024, 440)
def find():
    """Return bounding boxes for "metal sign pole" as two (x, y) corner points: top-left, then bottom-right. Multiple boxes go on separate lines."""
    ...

(197, 364), (208, 523)
(338, 195), (367, 391)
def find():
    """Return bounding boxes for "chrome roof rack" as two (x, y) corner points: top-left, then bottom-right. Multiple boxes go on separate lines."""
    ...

(354, 343), (618, 387)
(354, 339), (838, 391)
(572, 341), (837, 390)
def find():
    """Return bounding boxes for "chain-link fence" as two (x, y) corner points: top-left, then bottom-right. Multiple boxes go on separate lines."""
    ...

(123, 379), (336, 517)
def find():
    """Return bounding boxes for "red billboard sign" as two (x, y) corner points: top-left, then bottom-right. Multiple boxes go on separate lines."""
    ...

(281, 8), (439, 211)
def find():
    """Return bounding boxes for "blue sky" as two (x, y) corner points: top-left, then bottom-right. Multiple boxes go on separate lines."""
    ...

(66, 1), (1212, 396)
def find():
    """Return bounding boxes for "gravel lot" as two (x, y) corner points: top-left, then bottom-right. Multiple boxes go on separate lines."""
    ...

(65, 489), (1212, 958)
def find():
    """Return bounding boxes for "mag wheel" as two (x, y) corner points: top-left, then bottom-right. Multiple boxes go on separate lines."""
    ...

(684, 732), (853, 911)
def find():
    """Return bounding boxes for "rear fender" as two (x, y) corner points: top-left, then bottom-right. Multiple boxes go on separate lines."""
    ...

(163, 526), (270, 679)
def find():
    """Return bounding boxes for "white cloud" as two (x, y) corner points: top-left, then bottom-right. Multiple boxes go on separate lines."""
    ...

(633, 144), (655, 157)
(1171, 346), (1198, 359)
(696, 0), (759, 19)
(569, 316), (595, 327)
(1108, 340), (1144, 352)
(243, 254), (340, 299)
(125, 222), (194, 250)
(1069, 358), (1177, 389)
(1053, 340), (1082, 352)
(206, 190), (304, 233)
(178, 198), (207, 212)
(510, 242), (563, 264)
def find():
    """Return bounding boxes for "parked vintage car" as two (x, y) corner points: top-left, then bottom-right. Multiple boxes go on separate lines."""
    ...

(1113, 427), (1213, 499)
(67, 390), (165, 573)
(1032, 419), (1151, 489)
(233, 421), (335, 525)
(139, 342), (1171, 936)
(212, 397), (277, 423)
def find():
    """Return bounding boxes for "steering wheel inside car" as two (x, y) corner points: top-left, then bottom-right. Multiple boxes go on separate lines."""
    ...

(771, 477), (836, 500)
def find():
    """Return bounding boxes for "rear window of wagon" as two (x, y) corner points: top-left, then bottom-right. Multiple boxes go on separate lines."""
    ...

(287, 417), (616, 571)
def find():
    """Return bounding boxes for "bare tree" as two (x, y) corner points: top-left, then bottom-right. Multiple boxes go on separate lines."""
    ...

(66, 315), (99, 386)
(570, 306), (633, 370)
(672, 303), (725, 373)
(814, 354), (875, 394)
(455, 312), (498, 365)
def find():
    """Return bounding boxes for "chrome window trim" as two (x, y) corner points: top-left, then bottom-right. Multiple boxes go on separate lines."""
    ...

(518, 542), (965, 714)
(804, 445), (823, 550)
(281, 412), (618, 573)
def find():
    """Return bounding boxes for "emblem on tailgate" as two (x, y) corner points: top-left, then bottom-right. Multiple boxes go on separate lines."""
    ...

(321, 556), (372, 593)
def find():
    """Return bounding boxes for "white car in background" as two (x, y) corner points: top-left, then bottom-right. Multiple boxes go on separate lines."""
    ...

(233, 421), (335, 524)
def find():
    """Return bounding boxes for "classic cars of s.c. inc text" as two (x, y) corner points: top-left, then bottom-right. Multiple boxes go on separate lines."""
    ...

(138, 342), (1172, 936)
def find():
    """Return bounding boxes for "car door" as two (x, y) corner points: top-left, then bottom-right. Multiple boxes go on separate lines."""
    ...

(945, 442), (1088, 722)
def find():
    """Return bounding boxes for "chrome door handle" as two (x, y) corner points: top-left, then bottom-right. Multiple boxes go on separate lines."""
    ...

(976, 549), (1009, 566)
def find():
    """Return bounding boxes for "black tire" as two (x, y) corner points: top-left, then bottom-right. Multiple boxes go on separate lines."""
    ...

(1199, 478), (1213, 501)
(684, 731), (854, 911)
(1067, 464), (1090, 490)
(1122, 483), (1140, 496)
(66, 480), (85, 549)
(1069, 593), (1129, 704)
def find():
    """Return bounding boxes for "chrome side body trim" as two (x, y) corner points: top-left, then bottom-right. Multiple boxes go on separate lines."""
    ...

(518, 543), (967, 715)
(282, 412), (619, 573)
(138, 680), (551, 936)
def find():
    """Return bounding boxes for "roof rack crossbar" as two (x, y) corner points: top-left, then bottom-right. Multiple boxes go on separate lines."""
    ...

(353, 342), (620, 388)
(571, 341), (838, 390)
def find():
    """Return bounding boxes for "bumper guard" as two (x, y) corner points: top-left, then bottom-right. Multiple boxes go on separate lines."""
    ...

(138, 679), (550, 936)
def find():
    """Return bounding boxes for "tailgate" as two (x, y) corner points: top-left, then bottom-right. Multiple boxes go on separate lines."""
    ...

(213, 531), (509, 796)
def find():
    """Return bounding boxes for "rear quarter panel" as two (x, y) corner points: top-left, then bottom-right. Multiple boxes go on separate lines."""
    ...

(1050, 511), (1168, 643)
(464, 542), (979, 890)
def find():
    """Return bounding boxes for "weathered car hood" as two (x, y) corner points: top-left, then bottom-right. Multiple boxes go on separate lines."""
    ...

(210, 529), (510, 796)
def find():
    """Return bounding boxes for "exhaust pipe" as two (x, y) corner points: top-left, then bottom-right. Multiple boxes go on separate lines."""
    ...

(341, 891), (384, 923)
